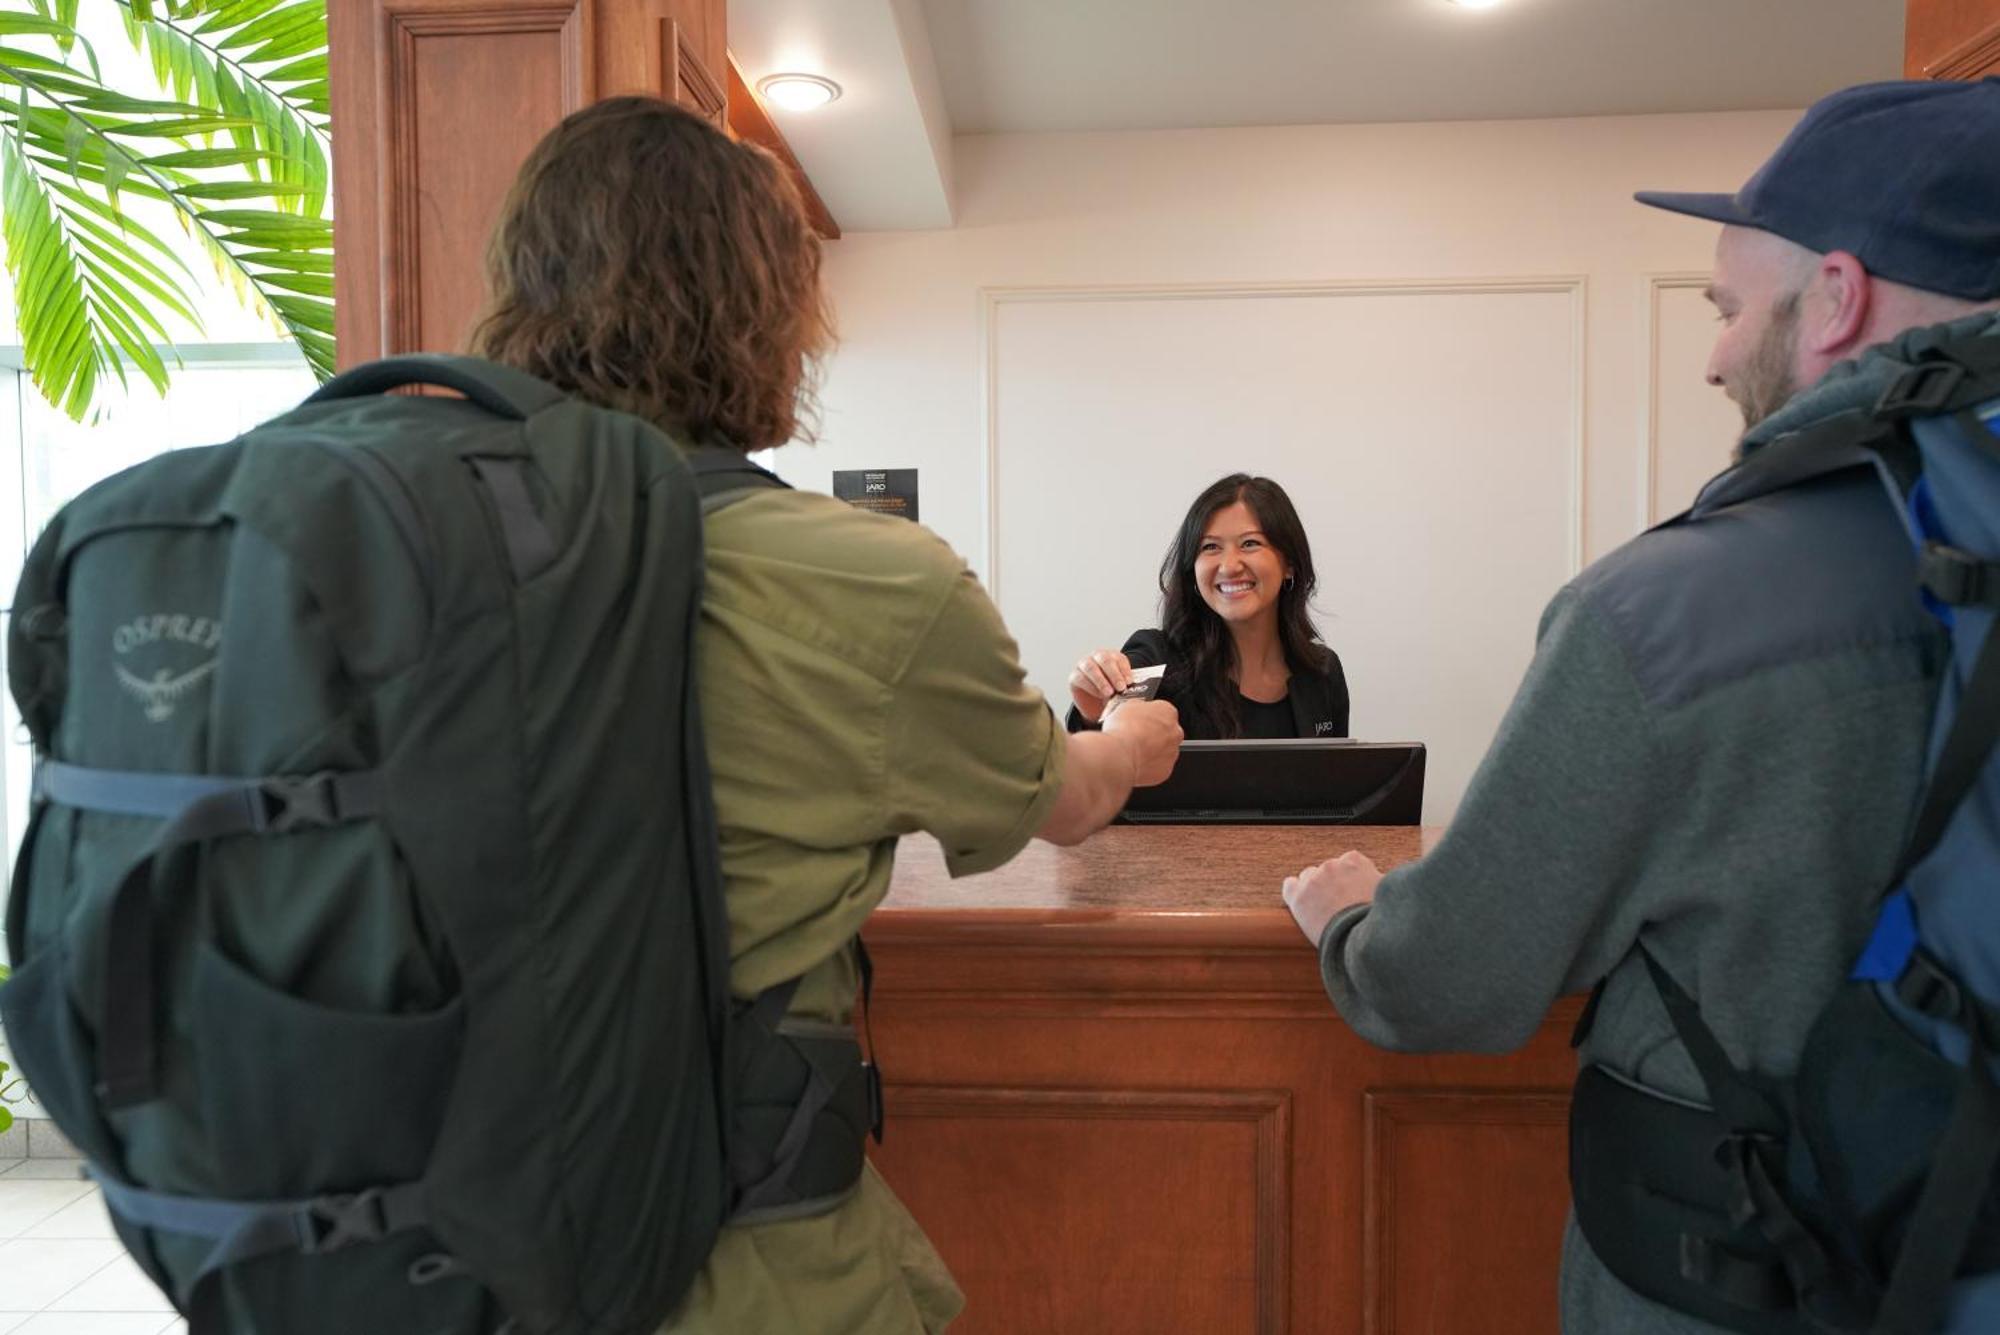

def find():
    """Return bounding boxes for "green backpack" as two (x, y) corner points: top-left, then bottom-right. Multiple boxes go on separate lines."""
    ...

(0, 356), (872, 1333)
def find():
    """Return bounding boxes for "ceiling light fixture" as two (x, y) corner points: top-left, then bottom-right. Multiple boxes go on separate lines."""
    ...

(1448, 0), (1506, 8)
(756, 73), (842, 112)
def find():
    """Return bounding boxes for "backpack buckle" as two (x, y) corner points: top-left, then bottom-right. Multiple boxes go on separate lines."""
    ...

(1896, 953), (1967, 1023)
(259, 772), (340, 833)
(297, 1188), (390, 1255)
(1918, 543), (1990, 606)
(1875, 360), (1967, 418)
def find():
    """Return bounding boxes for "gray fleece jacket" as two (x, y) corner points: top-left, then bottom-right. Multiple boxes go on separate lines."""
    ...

(1318, 312), (2000, 1334)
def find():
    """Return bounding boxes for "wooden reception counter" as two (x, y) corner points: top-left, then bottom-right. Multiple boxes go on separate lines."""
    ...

(861, 825), (1584, 1335)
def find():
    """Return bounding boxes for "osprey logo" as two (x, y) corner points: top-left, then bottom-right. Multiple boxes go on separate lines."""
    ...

(112, 613), (221, 724)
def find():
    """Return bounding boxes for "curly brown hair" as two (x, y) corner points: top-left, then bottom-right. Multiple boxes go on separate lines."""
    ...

(469, 96), (833, 450)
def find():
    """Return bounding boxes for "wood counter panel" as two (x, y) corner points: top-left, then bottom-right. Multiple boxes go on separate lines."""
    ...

(864, 828), (1582, 1335)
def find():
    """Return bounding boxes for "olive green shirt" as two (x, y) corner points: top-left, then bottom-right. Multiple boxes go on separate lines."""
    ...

(661, 486), (1066, 1334)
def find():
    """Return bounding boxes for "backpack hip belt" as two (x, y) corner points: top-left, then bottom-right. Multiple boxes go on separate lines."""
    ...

(726, 941), (886, 1227)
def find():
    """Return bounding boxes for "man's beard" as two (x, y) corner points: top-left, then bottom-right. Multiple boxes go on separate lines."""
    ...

(1733, 292), (1803, 429)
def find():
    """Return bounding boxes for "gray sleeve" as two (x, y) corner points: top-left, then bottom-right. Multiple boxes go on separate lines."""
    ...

(1318, 586), (1662, 1054)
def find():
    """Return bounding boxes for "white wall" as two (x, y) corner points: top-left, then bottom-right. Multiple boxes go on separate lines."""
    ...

(770, 110), (1783, 820)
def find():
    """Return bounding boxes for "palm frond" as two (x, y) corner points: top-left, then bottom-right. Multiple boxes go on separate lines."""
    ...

(119, 0), (327, 212)
(1, 126), (188, 417)
(0, 0), (332, 420)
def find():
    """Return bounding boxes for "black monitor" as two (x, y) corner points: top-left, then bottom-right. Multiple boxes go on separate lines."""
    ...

(1116, 739), (1426, 826)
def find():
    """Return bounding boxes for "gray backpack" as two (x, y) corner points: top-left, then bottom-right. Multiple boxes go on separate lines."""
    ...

(0, 356), (874, 1333)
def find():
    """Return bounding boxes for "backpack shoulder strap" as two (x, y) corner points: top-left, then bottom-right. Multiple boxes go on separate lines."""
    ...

(688, 449), (792, 516)
(1686, 410), (1892, 520)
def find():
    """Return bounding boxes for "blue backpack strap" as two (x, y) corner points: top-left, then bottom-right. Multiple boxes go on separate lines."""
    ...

(1847, 332), (2000, 1335)
(92, 1169), (428, 1308)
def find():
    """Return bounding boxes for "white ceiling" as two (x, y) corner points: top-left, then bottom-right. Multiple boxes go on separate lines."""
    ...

(727, 0), (1906, 230)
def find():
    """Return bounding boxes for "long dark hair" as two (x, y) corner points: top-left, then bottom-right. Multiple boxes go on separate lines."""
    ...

(470, 97), (834, 450)
(1158, 474), (1330, 738)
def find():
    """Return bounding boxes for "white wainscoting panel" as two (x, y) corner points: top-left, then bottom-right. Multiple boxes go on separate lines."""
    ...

(1646, 275), (1746, 525)
(986, 280), (1584, 822)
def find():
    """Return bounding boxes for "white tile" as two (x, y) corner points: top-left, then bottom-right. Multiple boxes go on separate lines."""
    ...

(20, 1193), (112, 1241)
(0, 1239), (123, 1310)
(46, 1252), (171, 1313)
(0, 1181), (93, 1240)
(0, 1313), (32, 1335)
(0, 1164), (88, 1181)
(5, 1317), (184, 1335)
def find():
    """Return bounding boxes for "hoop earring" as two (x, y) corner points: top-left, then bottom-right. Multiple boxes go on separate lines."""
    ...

(1283, 574), (1295, 591)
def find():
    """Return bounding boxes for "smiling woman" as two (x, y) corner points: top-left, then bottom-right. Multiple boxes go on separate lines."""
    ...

(1066, 472), (1351, 740)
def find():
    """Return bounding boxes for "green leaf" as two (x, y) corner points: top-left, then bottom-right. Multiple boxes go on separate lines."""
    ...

(246, 268), (328, 295)
(4, 0), (333, 417)
(176, 179), (305, 200)
(59, 204), (199, 295)
(87, 284), (173, 394)
(3, 131), (102, 421)
(260, 52), (322, 83)
(68, 91), (213, 117)
(215, 3), (319, 53)
(0, 44), (77, 75)
(233, 246), (327, 271)
(266, 291), (331, 333)
(144, 144), (270, 167)
(0, 14), (75, 36)
(191, 0), (288, 37)
(214, 227), (322, 248)
(31, 155), (172, 201)
(80, 250), (196, 333)
(45, 182), (189, 258)
(104, 114), (252, 137)
(241, 27), (322, 64)
(197, 206), (325, 232)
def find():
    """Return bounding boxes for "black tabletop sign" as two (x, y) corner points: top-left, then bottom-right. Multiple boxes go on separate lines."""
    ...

(833, 468), (919, 522)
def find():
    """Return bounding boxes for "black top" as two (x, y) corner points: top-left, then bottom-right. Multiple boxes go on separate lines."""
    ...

(1065, 627), (1350, 741)
(1234, 693), (1296, 739)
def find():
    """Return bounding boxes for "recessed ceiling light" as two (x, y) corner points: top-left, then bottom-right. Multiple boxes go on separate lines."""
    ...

(1449, 0), (1506, 7)
(756, 73), (842, 112)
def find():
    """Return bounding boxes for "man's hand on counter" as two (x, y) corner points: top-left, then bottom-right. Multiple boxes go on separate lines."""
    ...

(1282, 850), (1382, 947)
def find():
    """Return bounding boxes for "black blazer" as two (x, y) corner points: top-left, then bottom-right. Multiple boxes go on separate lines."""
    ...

(1064, 627), (1350, 740)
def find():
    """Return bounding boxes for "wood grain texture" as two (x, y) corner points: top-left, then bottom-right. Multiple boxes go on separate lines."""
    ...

(886, 1087), (1291, 1334)
(866, 829), (1581, 1335)
(330, 0), (729, 367)
(663, 19), (725, 124)
(1363, 1089), (1572, 1335)
(1906, 0), (2000, 77)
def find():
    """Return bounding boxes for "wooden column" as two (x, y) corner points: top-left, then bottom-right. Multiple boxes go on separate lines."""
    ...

(329, 0), (728, 367)
(1906, 0), (2000, 78)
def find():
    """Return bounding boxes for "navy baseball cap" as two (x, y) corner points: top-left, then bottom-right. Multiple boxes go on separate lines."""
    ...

(1635, 78), (2000, 300)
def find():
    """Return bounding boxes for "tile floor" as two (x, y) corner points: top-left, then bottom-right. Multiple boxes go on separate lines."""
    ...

(0, 1158), (185, 1335)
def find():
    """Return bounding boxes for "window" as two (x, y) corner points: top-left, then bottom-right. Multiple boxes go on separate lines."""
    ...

(0, 345), (319, 875)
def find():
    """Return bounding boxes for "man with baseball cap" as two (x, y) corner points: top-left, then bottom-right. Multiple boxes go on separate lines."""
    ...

(1281, 78), (2000, 1333)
